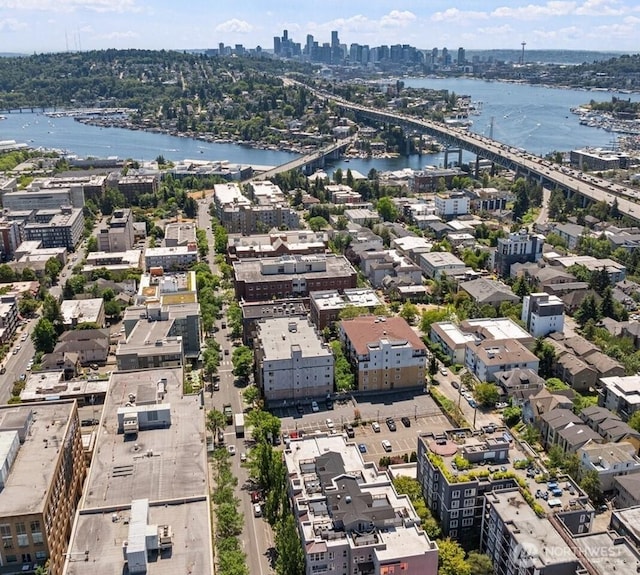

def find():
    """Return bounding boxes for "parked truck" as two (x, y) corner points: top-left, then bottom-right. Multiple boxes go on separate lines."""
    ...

(234, 413), (245, 437)
(223, 403), (233, 425)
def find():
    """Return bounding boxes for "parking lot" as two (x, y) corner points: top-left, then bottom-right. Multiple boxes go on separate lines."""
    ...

(279, 390), (452, 461)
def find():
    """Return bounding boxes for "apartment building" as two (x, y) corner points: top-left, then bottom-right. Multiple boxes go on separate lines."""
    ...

(434, 190), (470, 219)
(521, 293), (565, 337)
(0, 295), (18, 343)
(144, 244), (199, 271)
(97, 208), (135, 252)
(578, 441), (640, 491)
(254, 317), (333, 404)
(227, 230), (327, 261)
(464, 339), (540, 383)
(493, 229), (544, 278)
(309, 288), (382, 330)
(481, 489), (581, 575)
(63, 368), (212, 575)
(233, 254), (357, 302)
(418, 251), (466, 279)
(82, 250), (143, 277)
(115, 174), (159, 202)
(163, 221), (196, 247)
(284, 434), (438, 575)
(598, 375), (640, 421)
(22, 207), (84, 249)
(0, 402), (86, 575)
(340, 316), (426, 392)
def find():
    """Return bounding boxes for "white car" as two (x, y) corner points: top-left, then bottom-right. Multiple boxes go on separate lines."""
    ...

(371, 422), (381, 433)
(227, 445), (236, 455)
(253, 503), (262, 517)
(20, 334), (28, 342)
(311, 401), (319, 412)
(325, 418), (334, 429)
(440, 368), (448, 376)
(240, 452), (247, 462)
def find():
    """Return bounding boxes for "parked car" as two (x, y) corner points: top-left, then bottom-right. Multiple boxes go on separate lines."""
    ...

(358, 443), (367, 453)
(440, 368), (448, 376)
(311, 401), (319, 412)
(401, 416), (411, 427)
(451, 381), (460, 389)
(227, 445), (236, 455)
(253, 503), (262, 517)
(382, 440), (392, 452)
(325, 418), (335, 429)
(344, 424), (355, 438)
(296, 404), (304, 414)
(372, 422), (381, 433)
(240, 452), (247, 462)
(213, 381), (220, 391)
(386, 418), (397, 432)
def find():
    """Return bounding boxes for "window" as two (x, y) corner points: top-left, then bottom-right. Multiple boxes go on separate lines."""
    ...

(30, 521), (43, 545)
(451, 490), (460, 499)
(451, 500), (459, 509)
(15, 523), (28, 548)
(450, 520), (458, 528)
(1, 524), (12, 549)
(450, 530), (457, 538)
(463, 508), (474, 517)
(35, 552), (47, 561)
(464, 499), (474, 508)
(450, 510), (459, 519)
(464, 488), (476, 497)
(462, 518), (474, 527)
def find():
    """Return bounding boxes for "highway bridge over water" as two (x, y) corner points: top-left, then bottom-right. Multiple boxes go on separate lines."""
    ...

(294, 85), (639, 222)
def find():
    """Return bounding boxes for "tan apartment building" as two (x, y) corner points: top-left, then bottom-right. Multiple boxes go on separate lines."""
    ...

(340, 316), (427, 392)
(0, 402), (86, 575)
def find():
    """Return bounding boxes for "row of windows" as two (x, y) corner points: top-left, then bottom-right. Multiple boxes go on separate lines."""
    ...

(449, 518), (474, 528)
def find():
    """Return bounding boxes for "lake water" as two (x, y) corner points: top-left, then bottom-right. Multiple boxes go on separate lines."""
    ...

(1, 78), (638, 177)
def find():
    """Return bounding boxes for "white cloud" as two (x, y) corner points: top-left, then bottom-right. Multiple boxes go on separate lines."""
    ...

(477, 24), (515, 36)
(380, 10), (416, 28)
(0, 0), (141, 12)
(575, 0), (625, 16)
(432, 8), (489, 22)
(492, 2), (577, 20)
(0, 17), (27, 31)
(214, 19), (254, 34)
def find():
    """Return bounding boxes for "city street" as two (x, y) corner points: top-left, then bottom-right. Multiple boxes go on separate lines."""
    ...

(197, 199), (275, 575)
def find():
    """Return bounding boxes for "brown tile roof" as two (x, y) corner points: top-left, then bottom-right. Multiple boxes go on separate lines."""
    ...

(340, 316), (426, 355)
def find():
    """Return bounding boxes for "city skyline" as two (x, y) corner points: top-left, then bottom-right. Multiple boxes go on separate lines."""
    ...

(0, 0), (639, 55)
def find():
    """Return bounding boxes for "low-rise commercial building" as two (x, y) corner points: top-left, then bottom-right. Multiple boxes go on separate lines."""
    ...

(340, 316), (426, 392)
(418, 251), (466, 279)
(284, 434), (439, 575)
(0, 402), (86, 575)
(255, 317), (333, 404)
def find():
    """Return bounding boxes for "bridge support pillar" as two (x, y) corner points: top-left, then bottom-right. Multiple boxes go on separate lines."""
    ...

(474, 155), (480, 179)
(444, 147), (463, 169)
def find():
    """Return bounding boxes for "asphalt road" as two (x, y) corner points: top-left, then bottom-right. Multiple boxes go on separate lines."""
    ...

(197, 199), (274, 575)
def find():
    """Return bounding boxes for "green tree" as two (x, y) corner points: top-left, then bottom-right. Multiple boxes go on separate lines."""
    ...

(206, 409), (226, 445)
(580, 469), (603, 504)
(242, 385), (260, 407)
(575, 294), (600, 326)
(502, 405), (522, 427)
(32, 318), (57, 353)
(86, 236), (98, 252)
(275, 513), (305, 575)
(376, 196), (399, 222)
(628, 411), (640, 433)
(232, 346), (253, 380)
(246, 409), (281, 445)
(42, 293), (62, 328)
(44, 257), (63, 283)
(227, 302), (243, 339)
(437, 538), (471, 575)
(474, 383), (500, 407)
(308, 216), (328, 231)
(467, 552), (493, 575)
(0, 264), (16, 282)
(18, 293), (40, 316)
(534, 339), (557, 380)
(399, 302), (419, 324)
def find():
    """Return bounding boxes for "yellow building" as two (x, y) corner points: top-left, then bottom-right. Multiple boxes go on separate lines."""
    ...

(0, 402), (86, 575)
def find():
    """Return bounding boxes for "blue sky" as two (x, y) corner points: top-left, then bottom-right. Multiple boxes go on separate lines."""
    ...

(1, 0), (639, 54)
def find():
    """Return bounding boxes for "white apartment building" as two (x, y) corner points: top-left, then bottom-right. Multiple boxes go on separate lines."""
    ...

(418, 251), (466, 279)
(283, 435), (439, 575)
(144, 245), (199, 271)
(521, 292), (565, 337)
(434, 190), (470, 219)
(579, 441), (640, 491)
(255, 317), (333, 404)
(464, 339), (539, 383)
(599, 375), (640, 421)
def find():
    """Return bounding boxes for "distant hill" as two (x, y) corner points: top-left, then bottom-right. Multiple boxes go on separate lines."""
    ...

(465, 49), (630, 65)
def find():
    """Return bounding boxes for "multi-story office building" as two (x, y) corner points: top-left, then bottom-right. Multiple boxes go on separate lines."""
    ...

(233, 254), (357, 302)
(2, 186), (85, 211)
(63, 368), (212, 575)
(340, 316), (426, 392)
(493, 229), (544, 278)
(21, 175), (106, 202)
(23, 207), (84, 249)
(254, 317), (333, 404)
(309, 288), (382, 330)
(284, 434), (439, 575)
(521, 293), (565, 337)
(97, 208), (135, 252)
(0, 402), (86, 575)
